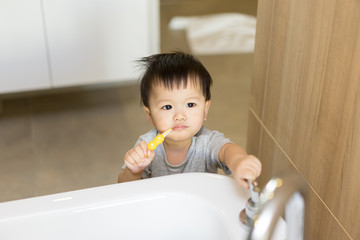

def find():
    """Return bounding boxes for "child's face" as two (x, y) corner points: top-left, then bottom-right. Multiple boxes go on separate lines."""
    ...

(143, 80), (211, 144)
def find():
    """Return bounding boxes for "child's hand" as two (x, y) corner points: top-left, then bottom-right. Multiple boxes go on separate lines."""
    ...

(232, 155), (262, 189)
(124, 140), (155, 174)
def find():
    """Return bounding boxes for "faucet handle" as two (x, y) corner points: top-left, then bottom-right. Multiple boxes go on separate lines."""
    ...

(248, 180), (260, 203)
(240, 180), (262, 230)
(248, 179), (255, 191)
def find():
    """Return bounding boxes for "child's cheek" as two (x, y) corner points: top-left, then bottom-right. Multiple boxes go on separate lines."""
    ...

(153, 115), (168, 131)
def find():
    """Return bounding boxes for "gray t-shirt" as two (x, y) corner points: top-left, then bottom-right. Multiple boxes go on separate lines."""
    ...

(135, 126), (233, 179)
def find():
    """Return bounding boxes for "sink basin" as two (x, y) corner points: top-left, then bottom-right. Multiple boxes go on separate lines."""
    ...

(0, 173), (285, 239)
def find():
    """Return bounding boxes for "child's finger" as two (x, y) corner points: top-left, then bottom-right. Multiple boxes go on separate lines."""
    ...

(245, 164), (261, 178)
(242, 157), (262, 177)
(129, 148), (141, 162)
(142, 156), (152, 166)
(246, 155), (262, 169)
(133, 145), (146, 159)
(124, 151), (136, 166)
(124, 157), (136, 170)
(139, 140), (148, 153)
(236, 178), (250, 189)
(236, 165), (260, 181)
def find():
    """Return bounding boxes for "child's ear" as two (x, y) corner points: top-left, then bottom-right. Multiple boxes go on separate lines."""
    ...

(204, 100), (211, 121)
(143, 106), (154, 126)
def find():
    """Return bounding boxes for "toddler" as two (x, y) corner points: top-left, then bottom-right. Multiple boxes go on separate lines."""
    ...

(118, 52), (261, 189)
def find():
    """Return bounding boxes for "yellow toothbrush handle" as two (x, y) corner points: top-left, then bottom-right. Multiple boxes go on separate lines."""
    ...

(147, 134), (165, 151)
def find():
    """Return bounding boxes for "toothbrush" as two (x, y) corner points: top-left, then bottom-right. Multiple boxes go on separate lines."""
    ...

(122, 128), (173, 170)
(147, 128), (172, 151)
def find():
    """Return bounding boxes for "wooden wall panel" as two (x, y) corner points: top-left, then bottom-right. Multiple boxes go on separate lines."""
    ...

(287, 0), (337, 177)
(248, 111), (350, 239)
(249, 0), (360, 238)
(336, 80), (360, 237)
(256, 0), (291, 135)
(306, 184), (350, 240)
(246, 110), (261, 156)
(249, 0), (275, 117)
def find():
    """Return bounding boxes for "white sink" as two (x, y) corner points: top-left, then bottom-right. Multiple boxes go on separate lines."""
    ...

(0, 173), (285, 240)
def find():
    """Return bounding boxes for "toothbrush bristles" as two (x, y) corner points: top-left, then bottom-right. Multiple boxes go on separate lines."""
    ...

(162, 128), (172, 137)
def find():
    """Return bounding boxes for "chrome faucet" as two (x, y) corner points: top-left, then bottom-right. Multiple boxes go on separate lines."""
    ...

(239, 180), (261, 230)
(240, 169), (308, 240)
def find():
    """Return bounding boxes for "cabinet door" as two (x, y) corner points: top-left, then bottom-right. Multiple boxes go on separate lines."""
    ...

(43, 0), (160, 87)
(0, 0), (51, 94)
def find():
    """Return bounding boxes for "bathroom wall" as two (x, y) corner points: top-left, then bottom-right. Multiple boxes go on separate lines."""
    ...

(247, 0), (360, 239)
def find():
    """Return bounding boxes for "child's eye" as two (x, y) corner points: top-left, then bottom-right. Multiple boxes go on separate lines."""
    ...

(187, 102), (196, 108)
(161, 105), (172, 110)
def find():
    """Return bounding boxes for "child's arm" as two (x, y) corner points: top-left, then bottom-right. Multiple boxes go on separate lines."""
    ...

(218, 143), (262, 189)
(117, 140), (155, 183)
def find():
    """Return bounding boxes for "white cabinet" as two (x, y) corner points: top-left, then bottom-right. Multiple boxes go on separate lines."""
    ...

(0, 0), (51, 94)
(0, 0), (159, 94)
(43, 0), (159, 87)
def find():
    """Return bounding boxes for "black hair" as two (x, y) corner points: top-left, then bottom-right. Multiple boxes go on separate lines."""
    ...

(138, 51), (213, 107)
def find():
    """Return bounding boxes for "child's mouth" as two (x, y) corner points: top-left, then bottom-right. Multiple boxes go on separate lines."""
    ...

(173, 125), (187, 130)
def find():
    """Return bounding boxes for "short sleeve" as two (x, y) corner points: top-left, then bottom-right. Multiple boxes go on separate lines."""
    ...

(198, 128), (233, 175)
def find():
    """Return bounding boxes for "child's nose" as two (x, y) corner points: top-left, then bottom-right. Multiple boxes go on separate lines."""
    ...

(173, 111), (186, 121)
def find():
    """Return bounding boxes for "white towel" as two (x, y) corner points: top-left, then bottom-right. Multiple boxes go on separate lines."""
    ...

(169, 13), (257, 55)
